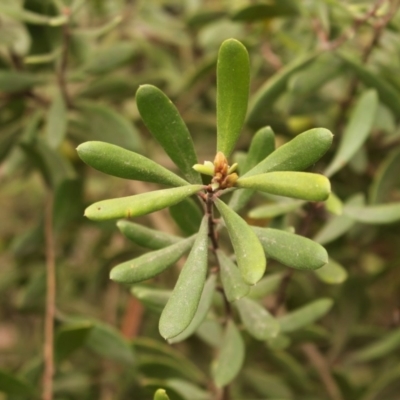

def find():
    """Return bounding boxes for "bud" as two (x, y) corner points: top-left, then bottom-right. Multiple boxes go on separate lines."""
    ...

(222, 173), (238, 188)
(214, 152), (228, 174)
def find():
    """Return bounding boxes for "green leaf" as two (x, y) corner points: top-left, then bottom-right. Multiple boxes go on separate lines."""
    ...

(344, 202), (400, 224)
(169, 197), (203, 235)
(168, 274), (216, 343)
(243, 128), (333, 177)
(131, 286), (171, 313)
(85, 185), (203, 221)
(212, 320), (245, 388)
(0, 70), (45, 93)
(77, 102), (143, 152)
(247, 273), (285, 299)
(325, 192), (343, 215)
(216, 39), (250, 156)
(55, 321), (93, 363)
(338, 52), (400, 115)
(325, 90), (378, 177)
(159, 218), (209, 339)
(237, 172), (330, 201)
(117, 220), (181, 250)
(136, 85), (201, 184)
(236, 297), (280, 340)
(110, 236), (195, 284)
(278, 298), (333, 333)
(154, 388), (170, 400)
(247, 53), (318, 127)
(0, 369), (34, 395)
(86, 322), (135, 365)
(231, 0), (299, 21)
(215, 198), (266, 285)
(46, 91), (67, 149)
(0, 4), (66, 25)
(349, 329), (400, 363)
(314, 258), (348, 285)
(254, 227), (328, 270)
(77, 141), (188, 187)
(248, 200), (305, 219)
(216, 249), (249, 302)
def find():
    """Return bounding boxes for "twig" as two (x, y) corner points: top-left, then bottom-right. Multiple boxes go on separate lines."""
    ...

(301, 343), (344, 400)
(121, 297), (144, 338)
(270, 270), (293, 316)
(206, 192), (219, 250)
(43, 191), (56, 400)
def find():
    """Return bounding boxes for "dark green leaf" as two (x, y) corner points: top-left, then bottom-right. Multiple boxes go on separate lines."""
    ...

(231, 0), (299, 21)
(136, 85), (201, 184)
(0, 369), (34, 395)
(159, 218), (209, 339)
(169, 197), (203, 236)
(217, 39), (250, 156)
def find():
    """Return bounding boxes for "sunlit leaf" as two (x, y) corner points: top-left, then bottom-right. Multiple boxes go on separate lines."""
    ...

(159, 218), (209, 339)
(85, 185), (203, 221)
(0, 4), (66, 25)
(217, 39), (250, 156)
(325, 90), (378, 177)
(154, 388), (170, 400)
(215, 198), (266, 285)
(254, 227), (328, 270)
(217, 249), (249, 302)
(314, 258), (348, 285)
(236, 297), (280, 340)
(237, 172), (330, 201)
(248, 200), (305, 219)
(325, 192), (343, 215)
(136, 85), (201, 184)
(212, 320), (245, 388)
(110, 236), (195, 284)
(77, 141), (188, 187)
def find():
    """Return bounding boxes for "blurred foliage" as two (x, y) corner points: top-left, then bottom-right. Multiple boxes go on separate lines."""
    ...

(1, 0), (400, 399)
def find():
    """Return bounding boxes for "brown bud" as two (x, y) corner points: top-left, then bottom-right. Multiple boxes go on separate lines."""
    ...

(222, 173), (238, 188)
(214, 152), (228, 174)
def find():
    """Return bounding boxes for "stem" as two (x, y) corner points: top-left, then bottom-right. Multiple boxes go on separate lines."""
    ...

(206, 192), (219, 250)
(43, 191), (56, 400)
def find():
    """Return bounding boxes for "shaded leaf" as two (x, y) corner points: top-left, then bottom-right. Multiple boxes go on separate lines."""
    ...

(217, 39), (250, 156)
(325, 90), (378, 177)
(110, 236), (195, 284)
(216, 249), (249, 302)
(248, 273), (285, 299)
(231, 0), (299, 21)
(243, 128), (333, 177)
(169, 197), (203, 236)
(236, 297), (280, 340)
(117, 220), (181, 250)
(131, 286), (171, 313)
(136, 85), (201, 184)
(0, 369), (34, 395)
(344, 202), (400, 224)
(237, 172), (330, 201)
(278, 298), (333, 333)
(46, 91), (67, 149)
(254, 227), (328, 270)
(0, 4), (66, 25)
(77, 141), (188, 187)
(314, 258), (348, 285)
(212, 320), (245, 388)
(159, 218), (209, 339)
(85, 185), (203, 221)
(169, 274), (216, 343)
(0, 70), (44, 92)
(215, 198), (266, 285)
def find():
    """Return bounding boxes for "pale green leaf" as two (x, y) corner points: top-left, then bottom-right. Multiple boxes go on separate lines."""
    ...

(0, 70), (45, 93)
(325, 192), (343, 215)
(77, 141), (188, 187)
(325, 90), (378, 177)
(136, 85), (201, 184)
(131, 286), (171, 313)
(344, 202), (400, 224)
(212, 320), (245, 388)
(110, 236), (195, 284)
(247, 273), (285, 299)
(154, 388), (170, 400)
(231, 0), (299, 21)
(85, 185), (203, 221)
(236, 297), (280, 340)
(248, 200), (305, 219)
(159, 218), (209, 339)
(215, 198), (266, 285)
(46, 91), (67, 149)
(217, 39), (250, 156)
(314, 258), (348, 285)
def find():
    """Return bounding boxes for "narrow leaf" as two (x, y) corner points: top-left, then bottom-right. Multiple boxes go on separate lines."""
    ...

(248, 200), (305, 219)
(248, 273), (285, 299)
(110, 236), (195, 284)
(344, 202), (400, 224)
(254, 227), (328, 270)
(117, 220), (181, 250)
(77, 141), (188, 187)
(159, 218), (209, 339)
(169, 274), (216, 343)
(215, 198), (266, 285)
(314, 258), (348, 285)
(325, 90), (378, 177)
(278, 298), (333, 333)
(231, 1), (299, 21)
(237, 172), (331, 202)
(46, 91), (67, 149)
(236, 297), (280, 340)
(136, 85), (201, 183)
(0, 70), (44, 92)
(212, 320), (245, 388)
(243, 128), (333, 177)
(85, 185), (203, 221)
(325, 192), (343, 215)
(131, 286), (171, 313)
(216, 249), (250, 302)
(217, 39), (250, 156)
(169, 197), (203, 235)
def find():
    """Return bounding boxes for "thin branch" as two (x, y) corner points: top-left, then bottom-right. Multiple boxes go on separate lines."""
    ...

(270, 269), (293, 316)
(206, 192), (219, 250)
(43, 191), (56, 400)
